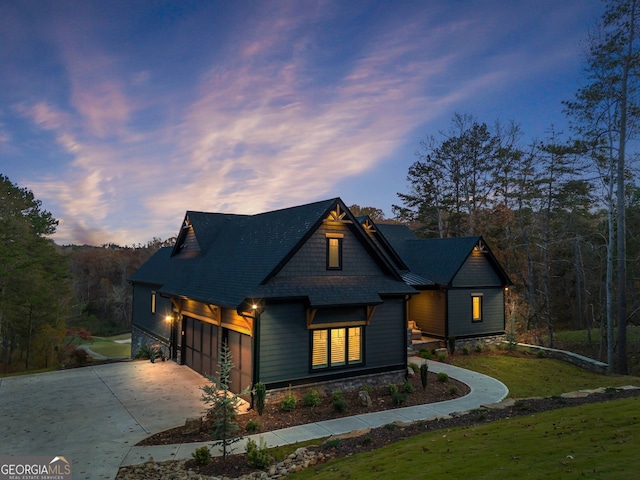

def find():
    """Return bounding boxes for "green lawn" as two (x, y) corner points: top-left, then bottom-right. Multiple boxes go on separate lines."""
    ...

(450, 352), (640, 398)
(290, 397), (640, 479)
(550, 325), (640, 343)
(83, 333), (131, 358)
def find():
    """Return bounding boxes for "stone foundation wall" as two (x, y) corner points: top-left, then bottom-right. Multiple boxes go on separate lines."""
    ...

(130, 325), (170, 359)
(265, 370), (406, 403)
(453, 335), (506, 353)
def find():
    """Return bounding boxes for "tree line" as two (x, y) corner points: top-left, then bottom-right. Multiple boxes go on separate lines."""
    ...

(0, 173), (173, 372)
(393, 0), (640, 374)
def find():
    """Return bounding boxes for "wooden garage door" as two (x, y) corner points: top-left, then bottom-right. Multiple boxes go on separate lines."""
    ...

(184, 317), (252, 394)
(184, 316), (218, 378)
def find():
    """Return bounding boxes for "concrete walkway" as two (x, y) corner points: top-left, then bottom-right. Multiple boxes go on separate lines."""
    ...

(121, 358), (508, 467)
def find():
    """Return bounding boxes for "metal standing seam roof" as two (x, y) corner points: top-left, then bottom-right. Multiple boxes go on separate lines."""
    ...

(130, 198), (415, 309)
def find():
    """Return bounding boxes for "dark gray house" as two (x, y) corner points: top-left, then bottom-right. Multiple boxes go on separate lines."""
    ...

(130, 198), (416, 393)
(366, 222), (512, 344)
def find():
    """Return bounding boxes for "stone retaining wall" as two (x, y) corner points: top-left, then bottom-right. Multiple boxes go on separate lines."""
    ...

(509, 342), (609, 374)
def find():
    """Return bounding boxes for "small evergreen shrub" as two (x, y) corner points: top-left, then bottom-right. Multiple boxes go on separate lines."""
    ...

(449, 386), (458, 395)
(246, 437), (272, 469)
(402, 380), (415, 393)
(388, 383), (399, 395)
(254, 382), (267, 416)
(474, 343), (484, 353)
(384, 423), (399, 430)
(462, 345), (471, 355)
(437, 372), (449, 383)
(408, 362), (420, 373)
(391, 391), (407, 406)
(246, 420), (260, 433)
(420, 363), (429, 390)
(361, 385), (373, 394)
(192, 446), (211, 466)
(281, 389), (297, 412)
(331, 391), (348, 413)
(437, 353), (447, 362)
(303, 389), (322, 407)
(360, 436), (372, 445)
(537, 349), (547, 358)
(323, 438), (342, 449)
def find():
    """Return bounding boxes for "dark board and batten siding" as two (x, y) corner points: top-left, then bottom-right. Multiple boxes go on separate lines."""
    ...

(447, 288), (505, 337)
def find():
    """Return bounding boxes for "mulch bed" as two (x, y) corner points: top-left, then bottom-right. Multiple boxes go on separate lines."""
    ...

(130, 385), (640, 479)
(137, 370), (469, 446)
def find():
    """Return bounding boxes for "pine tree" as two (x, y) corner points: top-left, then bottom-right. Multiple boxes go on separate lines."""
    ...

(200, 340), (250, 460)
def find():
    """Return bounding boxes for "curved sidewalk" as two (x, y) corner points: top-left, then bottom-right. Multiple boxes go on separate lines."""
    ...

(121, 358), (508, 467)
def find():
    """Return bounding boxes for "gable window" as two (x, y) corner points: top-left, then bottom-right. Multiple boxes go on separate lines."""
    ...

(151, 291), (157, 313)
(471, 294), (483, 322)
(326, 233), (344, 270)
(312, 327), (362, 369)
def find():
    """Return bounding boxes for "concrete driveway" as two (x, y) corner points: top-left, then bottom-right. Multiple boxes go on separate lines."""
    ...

(0, 360), (208, 479)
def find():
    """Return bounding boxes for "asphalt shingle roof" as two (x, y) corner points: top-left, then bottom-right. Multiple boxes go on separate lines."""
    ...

(131, 198), (414, 309)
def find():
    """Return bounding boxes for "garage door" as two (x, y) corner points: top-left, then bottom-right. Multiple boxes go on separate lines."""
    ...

(183, 316), (252, 393)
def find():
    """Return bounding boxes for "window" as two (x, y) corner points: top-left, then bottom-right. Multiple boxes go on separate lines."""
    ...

(326, 234), (343, 270)
(312, 327), (362, 369)
(472, 294), (483, 322)
(151, 291), (157, 313)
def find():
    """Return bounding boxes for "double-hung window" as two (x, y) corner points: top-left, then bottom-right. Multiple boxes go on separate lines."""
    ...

(312, 327), (362, 369)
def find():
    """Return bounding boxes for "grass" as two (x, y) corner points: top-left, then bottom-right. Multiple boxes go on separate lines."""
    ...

(290, 397), (640, 479)
(449, 351), (640, 398)
(549, 325), (640, 343)
(82, 333), (131, 358)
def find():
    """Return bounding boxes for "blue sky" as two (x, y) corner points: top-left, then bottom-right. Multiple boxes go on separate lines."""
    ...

(1, 0), (602, 246)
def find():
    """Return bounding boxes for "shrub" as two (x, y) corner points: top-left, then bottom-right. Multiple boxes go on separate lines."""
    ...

(303, 389), (322, 407)
(135, 344), (155, 359)
(388, 383), (399, 395)
(254, 382), (267, 416)
(402, 381), (415, 394)
(447, 336), (456, 354)
(537, 349), (547, 358)
(462, 345), (471, 355)
(323, 438), (342, 449)
(360, 436), (372, 445)
(192, 446), (211, 466)
(437, 372), (449, 383)
(420, 363), (429, 390)
(246, 420), (260, 433)
(408, 362), (420, 373)
(384, 422), (399, 430)
(281, 387), (297, 412)
(449, 386), (459, 395)
(361, 385), (373, 394)
(391, 391), (407, 406)
(437, 353), (447, 362)
(246, 437), (272, 469)
(67, 347), (89, 366)
(419, 349), (433, 360)
(474, 343), (484, 353)
(332, 391), (348, 413)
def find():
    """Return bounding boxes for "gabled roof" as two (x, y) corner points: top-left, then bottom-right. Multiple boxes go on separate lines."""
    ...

(131, 198), (414, 309)
(375, 224), (511, 287)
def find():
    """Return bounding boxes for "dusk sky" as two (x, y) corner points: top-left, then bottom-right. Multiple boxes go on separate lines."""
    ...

(1, 1), (603, 246)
